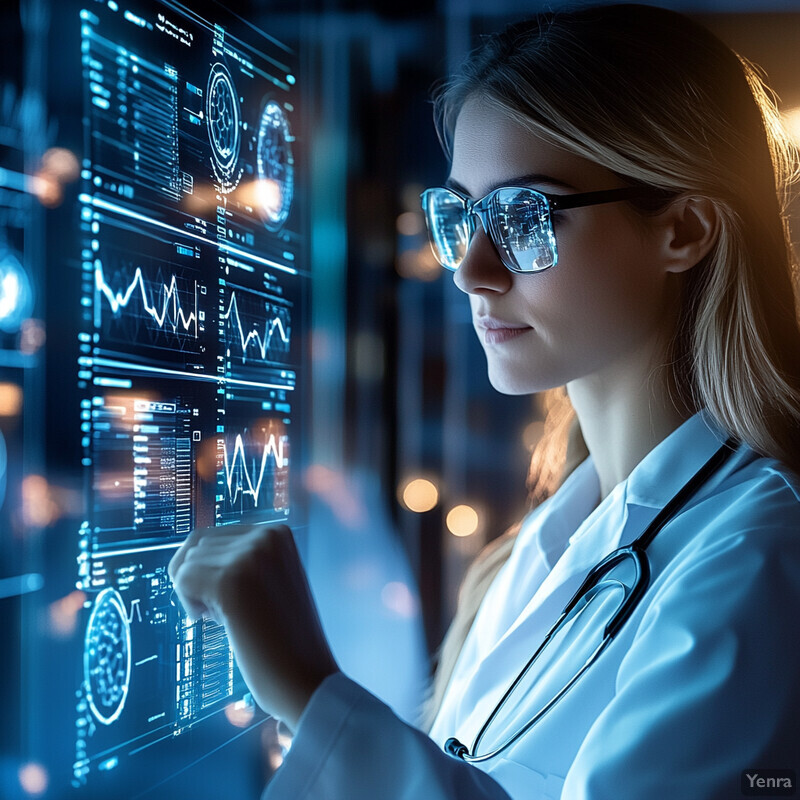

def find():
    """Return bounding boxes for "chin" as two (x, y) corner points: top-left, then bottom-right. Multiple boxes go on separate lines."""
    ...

(486, 365), (548, 396)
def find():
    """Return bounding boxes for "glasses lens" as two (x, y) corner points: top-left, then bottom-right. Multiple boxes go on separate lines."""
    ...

(422, 189), (470, 270)
(490, 188), (556, 272)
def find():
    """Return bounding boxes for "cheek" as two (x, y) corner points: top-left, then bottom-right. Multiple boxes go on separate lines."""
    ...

(533, 229), (666, 349)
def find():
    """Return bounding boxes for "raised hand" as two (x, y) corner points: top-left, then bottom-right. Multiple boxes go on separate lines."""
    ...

(169, 523), (339, 731)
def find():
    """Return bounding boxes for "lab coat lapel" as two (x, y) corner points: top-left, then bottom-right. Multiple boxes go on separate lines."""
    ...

(439, 411), (729, 751)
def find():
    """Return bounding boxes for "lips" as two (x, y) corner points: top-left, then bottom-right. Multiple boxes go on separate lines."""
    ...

(475, 316), (531, 345)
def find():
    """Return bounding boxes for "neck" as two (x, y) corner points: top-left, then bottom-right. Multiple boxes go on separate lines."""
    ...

(567, 337), (693, 500)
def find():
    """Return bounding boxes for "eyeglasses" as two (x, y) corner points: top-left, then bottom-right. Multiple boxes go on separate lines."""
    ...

(420, 184), (665, 274)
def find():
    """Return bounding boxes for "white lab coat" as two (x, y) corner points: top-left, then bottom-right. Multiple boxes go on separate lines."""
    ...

(263, 411), (800, 799)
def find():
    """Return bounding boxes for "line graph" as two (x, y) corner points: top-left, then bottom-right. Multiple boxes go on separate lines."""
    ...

(220, 289), (291, 363)
(221, 423), (289, 512)
(95, 261), (199, 337)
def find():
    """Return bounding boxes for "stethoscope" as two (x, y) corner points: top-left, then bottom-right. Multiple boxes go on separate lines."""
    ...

(445, 436), (738, 763)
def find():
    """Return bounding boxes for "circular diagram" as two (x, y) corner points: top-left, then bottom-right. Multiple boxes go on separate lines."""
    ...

(256, 100), (294, 231)
(84, 588), (131, 725)
(206, 63), (241, 191)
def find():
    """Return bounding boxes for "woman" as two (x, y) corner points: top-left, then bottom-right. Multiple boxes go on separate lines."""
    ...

(169, 4), (800, 798)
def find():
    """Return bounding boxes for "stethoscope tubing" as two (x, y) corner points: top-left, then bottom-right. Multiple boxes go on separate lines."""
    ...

(446, 435), (738, 763)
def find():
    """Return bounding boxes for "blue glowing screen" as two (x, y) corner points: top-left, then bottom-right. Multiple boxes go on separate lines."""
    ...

(3, 0), (309, 797)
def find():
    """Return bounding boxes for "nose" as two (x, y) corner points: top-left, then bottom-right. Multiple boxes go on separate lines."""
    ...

(452, 223), (513, 296)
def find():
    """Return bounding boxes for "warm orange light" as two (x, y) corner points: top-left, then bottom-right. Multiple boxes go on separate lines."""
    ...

(224, 698), (255, 728)
(236, 179), (283, 217)
(48, 590), (87, 638)
(396, 211), (424, 237)
(446, 504), (480, 537)
(522, 420), (545, 452)
(262, 720), (293, 771)
(399, 477), (439, 512)
(255, 178), (283, 217)
(18, 762), (48, 796)
(783, 107), (800, 146)
(0, 382), (23, 416)
(396, 245), (440, 281)
(181, 183), (216, 213)
(22, 475), (59, 527)
(29, 174), (62, 207)
(41, 148), (80, 182)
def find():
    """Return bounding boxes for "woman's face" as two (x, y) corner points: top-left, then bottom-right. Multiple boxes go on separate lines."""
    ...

(448, 97), (681, 396)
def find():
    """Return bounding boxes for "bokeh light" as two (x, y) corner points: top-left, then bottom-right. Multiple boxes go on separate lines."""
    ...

(522, 420), (545, 452)
(446, 504), (480, 537)
(18, 762), (48, 796)
(395, 244), (440, 281)
(224, 697), (255, 728)
(783, 106), (800, 146)
(380, 581), (418, 618)
(399, 477), (439, 512)
(48, 590), (87, 638)
(0, 383), (23, 417)
(396, 211), (424, 236)
(22, 475), (60, 528)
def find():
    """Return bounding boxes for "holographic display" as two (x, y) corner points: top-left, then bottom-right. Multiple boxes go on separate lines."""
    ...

(64, 1), (307, 795)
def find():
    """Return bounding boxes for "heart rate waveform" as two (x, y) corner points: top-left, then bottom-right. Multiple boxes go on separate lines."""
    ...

(219, 420), (289, 517)
(220, 287), (291, 365)
(96, 261), (199, 337)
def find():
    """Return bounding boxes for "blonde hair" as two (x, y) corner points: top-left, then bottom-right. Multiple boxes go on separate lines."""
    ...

(421, 3), (800, 728)
(434, 3), (800, 473)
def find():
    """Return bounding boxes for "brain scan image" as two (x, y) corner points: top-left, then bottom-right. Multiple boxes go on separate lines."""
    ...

(84, 588), (132, 726)
(256, 100), (294, 231)
(206, 62), (242, 191)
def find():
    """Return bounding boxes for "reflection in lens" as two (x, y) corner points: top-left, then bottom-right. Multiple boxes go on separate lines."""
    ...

(430, 192), (468, 270)
(493, 188), (556, 272)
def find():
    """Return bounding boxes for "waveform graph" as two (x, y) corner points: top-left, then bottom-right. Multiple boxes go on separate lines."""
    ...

(84, 217), (211, 368)
(219, 282), (292, 379)
(95, 261), (198, 337)
(217, 417), (290, 524)
(94, 258), (201, 348)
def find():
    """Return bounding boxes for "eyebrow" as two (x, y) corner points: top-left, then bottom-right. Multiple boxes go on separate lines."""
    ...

(444, 173), (577, 197)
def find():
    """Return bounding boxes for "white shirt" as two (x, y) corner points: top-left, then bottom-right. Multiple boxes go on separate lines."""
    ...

(263, 412), (800, 799)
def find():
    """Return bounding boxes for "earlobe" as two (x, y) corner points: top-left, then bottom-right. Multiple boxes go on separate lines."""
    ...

(659, 196), (719, 274)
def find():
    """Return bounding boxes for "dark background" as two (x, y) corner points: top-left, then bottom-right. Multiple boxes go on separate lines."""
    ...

(1, 1), (799, 797)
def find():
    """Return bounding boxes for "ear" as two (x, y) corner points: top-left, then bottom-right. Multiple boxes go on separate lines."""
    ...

(654, 195), (720, 274)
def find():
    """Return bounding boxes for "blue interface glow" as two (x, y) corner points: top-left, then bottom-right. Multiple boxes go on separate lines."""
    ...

(67, 0), (306, 793)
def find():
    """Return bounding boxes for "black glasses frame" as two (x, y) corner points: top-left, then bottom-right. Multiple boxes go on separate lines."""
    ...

(421, 184), (669, 274)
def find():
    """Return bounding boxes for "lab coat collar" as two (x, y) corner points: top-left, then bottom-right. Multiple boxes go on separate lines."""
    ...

(617, 409), (729, 510)
(565, 410), (731, 561)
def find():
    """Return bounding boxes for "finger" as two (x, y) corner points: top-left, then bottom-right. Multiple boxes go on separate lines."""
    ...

(168, 525), (212, 581)
(169, 523), (251, 579)
(172, 559), (217, 621)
